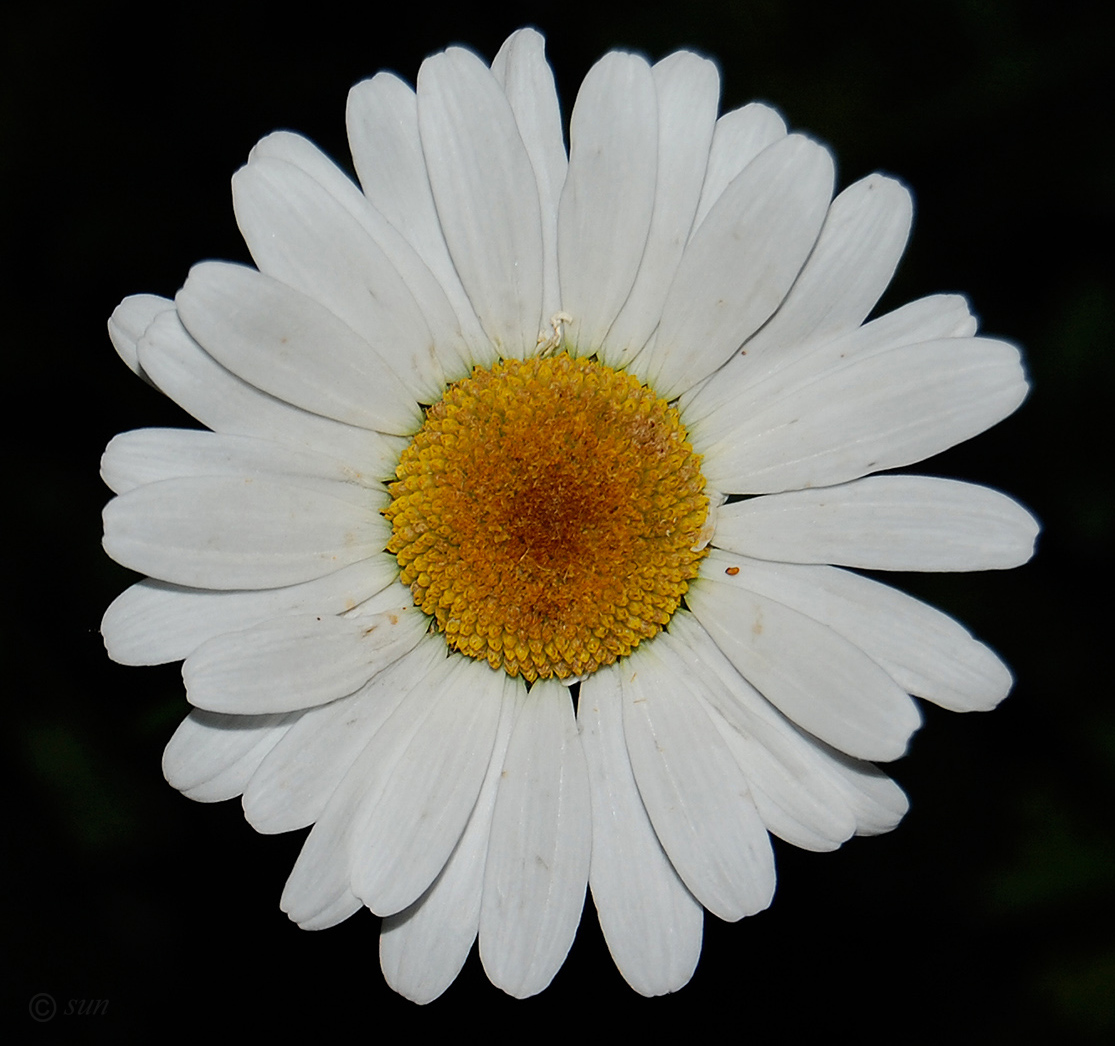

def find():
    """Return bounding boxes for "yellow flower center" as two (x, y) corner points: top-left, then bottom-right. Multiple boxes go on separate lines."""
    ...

(385, 353), (708, 681)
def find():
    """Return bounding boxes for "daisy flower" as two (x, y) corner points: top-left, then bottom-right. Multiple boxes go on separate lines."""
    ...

(101, 28), (1038, 1001)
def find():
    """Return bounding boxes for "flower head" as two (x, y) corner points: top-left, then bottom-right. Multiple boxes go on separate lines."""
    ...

(101, 29), (1038, 1001)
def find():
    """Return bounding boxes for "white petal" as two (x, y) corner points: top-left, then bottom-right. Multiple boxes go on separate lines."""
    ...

(417, 46), (544, 357)
(661, 613), (858, 851)
(278, 647), (479, 930)
(579, 666), (702, 995)
(727, 174), (913, 373)
(703, 701), (847, 851)
(243, 637), (445, 834)
(480, 678), (591, 998)
(714, 475), (1039, 571)
(379, 676), (524, 1004)
(346, 74), (443, 266)
(108, 294), (174, 378)
(687, 566), (922, 760)
(601, 51), (720, 366)
(277, 658), (460, 929)
(249, 131), (477, 381)
(665, 613), (907, 843)
(684, 291), (978, 429)
(702, 549), (1014, 712)
(233, 156), (448, 401)
(701, 336), (1028, 494)
(247, 130), (364, 213)
(692, 103), (787, 231)
(135, 310), (406, 477)
(346, 74), (494, 365)
(101, 560), (398, 666)
(349, 656), (505, 916)
(281, 806), (361, 930)
(162, 708), (298, 801)
(491, 28), (567, 323)
(821, 748), (909, 836)
(618, 644), (776, 921)
(103, 475), (390, 590)
(100, 428), (376, 496)
(176, 262), (421, 434)
(182, 608), (425, 714)
(557, 50), (658, 353)
(638, 135), (835, 398)
(298, 891), (363, 932)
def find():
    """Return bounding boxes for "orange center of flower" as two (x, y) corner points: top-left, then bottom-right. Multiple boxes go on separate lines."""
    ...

(385, 353), (708, 681)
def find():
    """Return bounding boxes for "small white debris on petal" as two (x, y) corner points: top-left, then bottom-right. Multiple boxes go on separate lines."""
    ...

(537, 312), (574, 356)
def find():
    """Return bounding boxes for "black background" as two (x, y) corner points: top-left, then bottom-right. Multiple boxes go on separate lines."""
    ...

(4, 0), (1111, 1039)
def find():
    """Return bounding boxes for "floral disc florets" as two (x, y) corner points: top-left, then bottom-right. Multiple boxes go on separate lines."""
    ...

(385, 353), (709, 680)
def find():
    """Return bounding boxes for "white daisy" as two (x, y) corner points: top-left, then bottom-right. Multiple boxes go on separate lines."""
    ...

(100, 28), (1038, 1001)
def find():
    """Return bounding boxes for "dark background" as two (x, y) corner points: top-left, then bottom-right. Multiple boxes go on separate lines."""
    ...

(4, 0), (1111, 1039)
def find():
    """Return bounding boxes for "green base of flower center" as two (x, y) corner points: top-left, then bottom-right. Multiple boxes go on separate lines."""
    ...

(385, 353), (708, 681)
